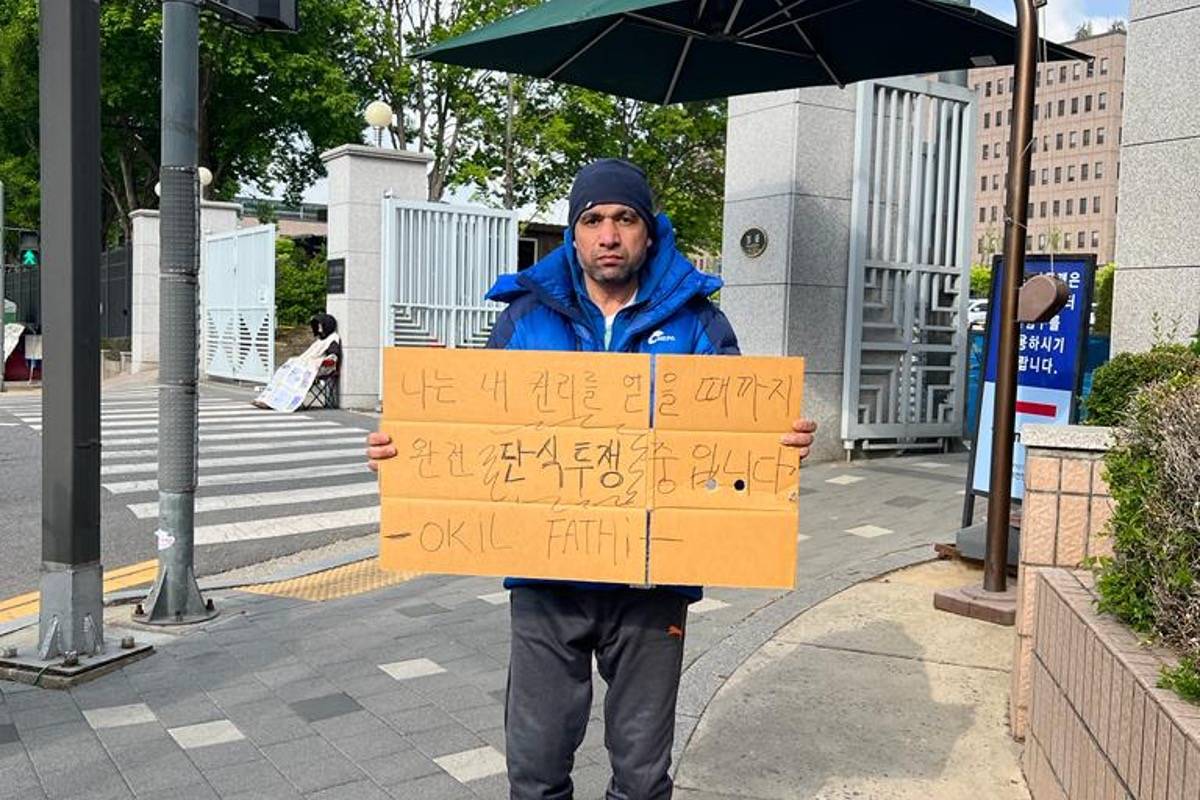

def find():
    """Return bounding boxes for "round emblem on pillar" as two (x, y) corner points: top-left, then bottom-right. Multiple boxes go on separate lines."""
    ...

(740, 227), (768, 258)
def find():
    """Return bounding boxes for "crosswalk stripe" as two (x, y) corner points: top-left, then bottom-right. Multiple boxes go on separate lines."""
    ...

(103, 428), (362, 447)
(13, 405), (266, 421)
(195, 506), (379, 545)
(102, 436), (368, 461)
(126, 482), (379, 519)
(96, 413), (313, 429)
(101, 447), (365, 476)
(73, 421), (344, 437)
(103, 463), (373, 495)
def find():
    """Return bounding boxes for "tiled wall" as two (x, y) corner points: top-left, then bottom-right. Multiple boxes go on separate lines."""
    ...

(1025, 569), (1198, 800)
(1012, 428), (1116, 739)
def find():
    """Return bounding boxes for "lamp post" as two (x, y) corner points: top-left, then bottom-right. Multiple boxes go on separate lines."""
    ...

(364, 101), (393, 148)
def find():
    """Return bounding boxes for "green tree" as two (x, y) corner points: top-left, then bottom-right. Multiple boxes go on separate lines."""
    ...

(0, 0), (374, 243)
(1092, 262), (1115, 334)
(274, 238), (326, 326)
(970, 265), (992, 297)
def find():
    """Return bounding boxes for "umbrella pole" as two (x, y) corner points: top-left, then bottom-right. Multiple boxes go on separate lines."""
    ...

(934, 0), (1039, 625)
(982, 0), (1039, 595)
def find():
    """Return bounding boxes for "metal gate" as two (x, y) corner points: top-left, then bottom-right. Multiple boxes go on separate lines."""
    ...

(202, 224), (276, 383)
(100, 246), (131, 339)
(380, 199), (519, 350)
(841, 77), (977, 451)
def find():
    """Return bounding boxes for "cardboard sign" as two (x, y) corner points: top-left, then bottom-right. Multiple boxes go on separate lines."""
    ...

(379, 349), (804, 589)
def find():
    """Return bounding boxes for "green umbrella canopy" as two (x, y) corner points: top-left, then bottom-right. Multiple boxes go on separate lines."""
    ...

(416, 0), (1085, 104)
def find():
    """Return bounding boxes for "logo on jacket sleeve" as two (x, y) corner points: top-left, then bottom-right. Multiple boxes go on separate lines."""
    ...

(647, 329), (677, 346)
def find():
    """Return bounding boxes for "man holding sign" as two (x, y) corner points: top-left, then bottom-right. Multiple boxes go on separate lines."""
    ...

(368, 159), (816, 799)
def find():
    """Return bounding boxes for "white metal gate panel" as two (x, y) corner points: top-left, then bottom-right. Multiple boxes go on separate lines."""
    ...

(202, 224), (276, 383)
(841, 77), (977, 450)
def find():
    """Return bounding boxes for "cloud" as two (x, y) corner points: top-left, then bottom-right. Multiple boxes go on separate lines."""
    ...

(972, 0), (1126, 42)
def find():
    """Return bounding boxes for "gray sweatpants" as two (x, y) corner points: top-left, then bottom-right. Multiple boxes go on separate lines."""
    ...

(506, 585), (689, 800)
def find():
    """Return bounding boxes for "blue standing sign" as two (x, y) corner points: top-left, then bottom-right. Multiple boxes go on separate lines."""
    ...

(970, 254), (1096, 500)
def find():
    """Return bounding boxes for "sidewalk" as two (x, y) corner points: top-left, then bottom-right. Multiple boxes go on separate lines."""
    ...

(0, 452), (1023, 800)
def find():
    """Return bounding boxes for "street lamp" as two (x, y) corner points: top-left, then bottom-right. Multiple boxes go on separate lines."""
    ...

(364, 100), (393, 148)
(198, 166), (213, 199)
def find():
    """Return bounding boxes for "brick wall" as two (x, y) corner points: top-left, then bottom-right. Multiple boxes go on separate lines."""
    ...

(1025, 569), (1199, 800)
(1011, 424), (1115, 739)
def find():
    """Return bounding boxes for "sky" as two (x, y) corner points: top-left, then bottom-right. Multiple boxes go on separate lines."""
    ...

(972, 0), (1128, 42)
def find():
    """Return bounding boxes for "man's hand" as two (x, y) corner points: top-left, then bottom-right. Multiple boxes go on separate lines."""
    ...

(780, 419), (818, 462)
(366, 431), (397, 473)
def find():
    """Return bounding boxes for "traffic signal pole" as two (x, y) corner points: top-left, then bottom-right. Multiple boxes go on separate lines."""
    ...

(135, 0), (215, 625)
(35, 0), (104, 660)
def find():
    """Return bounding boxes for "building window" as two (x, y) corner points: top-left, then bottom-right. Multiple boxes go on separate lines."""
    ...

(1098, 92), (1108, 110)
(986, 80), (993, 96)
(1095, 161), (1104, 179)
(1043, 135), (1049, 151)
(1069, 130), (1078, 148)
(1038, 233), (1047, 250)
(1115, 195), (1119, 214)
(1046, 101), (1053, 118)
(1083, 129), (1091, 146)
(1073, 63), (1081, 80)
(1065, 234), (1072, 250)
(979, 207), (986, 223)
(997, 78), (1004, 95)
(1084, 94), (1093, 113)
(1055, 167), (1062, 184)
(1056, 133), (1064, 150)
(1093, 196), (1101, 214)
(1027, 202), (1034, 218)
(1032, 137), (1038, 153)
(1053, 200), (1061, 217)
(1040, 201), (1047, 218)
(982, 143), (989, 160)
(1034, 105), (1040, 121)
(1080, 196), (1087, 214)
(992, 174), (1000, 191)
(994, 142), (1002, 158)
(1036, 72), (1041, 87)
(1081, 162), (1090, 180)
(1092, 230), (1100, 248)
(1057, 98), (1066, 117)
(1077, 231), (1086, 248)
(1029, 169), (1036, 187)
(981, 175), (988, 192)
(1067, 198), (1074, 215)
(1087, 60), (1095, 78)
(978, 236), (985, 254)
(1071, 96), (1079, 114)
(1097, 127), (1106, 145)
(1060, 65), (1067, 83)
(1009, 76), (1015, 93)
(1046, 67), (1054, 84)
(984, 112), (990, 129)
(990, 206), (998, 222)
(1100, 57), (1109, 75)
(1041, 168), (1049, 184)
(1119, 126), (1123, 144)
(1068, 165), (1076, 182)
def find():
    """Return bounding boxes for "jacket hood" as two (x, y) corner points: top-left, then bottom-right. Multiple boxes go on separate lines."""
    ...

(486, 214), (722, 330)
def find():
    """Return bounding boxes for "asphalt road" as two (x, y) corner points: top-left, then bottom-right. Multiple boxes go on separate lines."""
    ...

(0, 382), (382, 601)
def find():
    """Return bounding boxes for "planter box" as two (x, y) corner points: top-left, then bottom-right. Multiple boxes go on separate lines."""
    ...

(1024, 568), (1200, 800)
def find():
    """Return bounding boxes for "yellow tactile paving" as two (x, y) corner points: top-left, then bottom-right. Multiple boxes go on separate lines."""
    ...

(242, 558), (418, 602)
(0, 559), (159, 623)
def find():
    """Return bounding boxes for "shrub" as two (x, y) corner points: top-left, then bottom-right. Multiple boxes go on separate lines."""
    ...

(1095, 375), (1200, 703)
(1092, 262), (1115, 335)
(1083, 344), (1200, 426)
(970, 264), (992, 297)
(275, 238), (327, 327)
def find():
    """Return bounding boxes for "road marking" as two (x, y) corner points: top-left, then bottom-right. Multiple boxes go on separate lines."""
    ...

(103, 463), (373, 494)
(96, 413), (312, 428)
(0, 560), (158, 623)
(125, 482), (379, 519)
(42, 421), (344, 437)
(845, 524), (894, 538)
(825, 474), (864, 486)
(195, 506), (379, 545)
(102, 436), (367, 461)
(102, 427), (362, 447)
(100, 447), (365, 476)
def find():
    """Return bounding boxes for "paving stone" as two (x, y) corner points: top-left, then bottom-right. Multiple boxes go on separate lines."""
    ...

(383, 704), (456, 735)
(448, 704), (503, 734)
(420, 685), (496, 713)
(221, 786), (302, 800)
(260, 736), (364, 794)
(144, 694), (225, 729)
(322, 724), (412, 763)
(0, 724), (17, 745)
(37, 766), (129, 800)
(408, 722), (487, 760)
(11, 703), (84, 731)
(379, 659), (446, 681)
(139, 782), (219, 800)
(121, 751), (205, 796)
(358, 749), (442, 784)
(396, 603), (452, 618)
(382, 771), (475, 800)
(220, 702), (308, 747)
(273, 678), (342, 704)
(200, 757), (292, 797)
(306, 780), (392, 800)
(434, 745), (506, 783)
(357, 688), (429, 717)
(82, 703), (157, 730)
(884, 495), (929, 508)
(184, 738), (262, 771)
(168, 720), (246, 750)
(466, 772), (509, 800)
(844, 524), (895, 538)
(204, 680), (272, 710)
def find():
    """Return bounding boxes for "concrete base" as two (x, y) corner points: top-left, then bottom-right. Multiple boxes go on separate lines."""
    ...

(0, 643), (153, 690)
(933, 583), (1017, 626)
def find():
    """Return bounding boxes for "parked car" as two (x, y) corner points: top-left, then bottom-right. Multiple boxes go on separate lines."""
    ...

(968, 298), (989, 329)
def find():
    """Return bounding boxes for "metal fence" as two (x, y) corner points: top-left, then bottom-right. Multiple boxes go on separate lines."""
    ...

(100, 246), (131, 339)
(2, 263), (39, 328)
(201, 225), (276, 383)
(380, 199), (519, 350)
(841, 77), (977, 452)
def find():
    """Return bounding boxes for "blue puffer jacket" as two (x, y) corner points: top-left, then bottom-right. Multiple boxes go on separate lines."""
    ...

(485, 213), (741, 602)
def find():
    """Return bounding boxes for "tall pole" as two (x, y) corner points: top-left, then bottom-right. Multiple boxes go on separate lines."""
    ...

(36, 0), (104, 659)
(983, 0), (1040, 593)
(138, 0), (214, 624)
(1, 179), (6, 394)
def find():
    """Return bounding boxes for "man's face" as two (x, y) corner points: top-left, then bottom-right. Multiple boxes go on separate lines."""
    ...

(573, 204), (651, 288)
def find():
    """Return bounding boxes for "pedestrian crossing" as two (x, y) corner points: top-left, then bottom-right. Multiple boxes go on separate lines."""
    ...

(0, 388), (381, 550)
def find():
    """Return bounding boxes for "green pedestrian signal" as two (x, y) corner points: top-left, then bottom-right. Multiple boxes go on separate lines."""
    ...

(17, 231), (38, 267)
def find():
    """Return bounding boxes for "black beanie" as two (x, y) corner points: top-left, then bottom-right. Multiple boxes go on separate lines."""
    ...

(567, 159), (656, 233)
